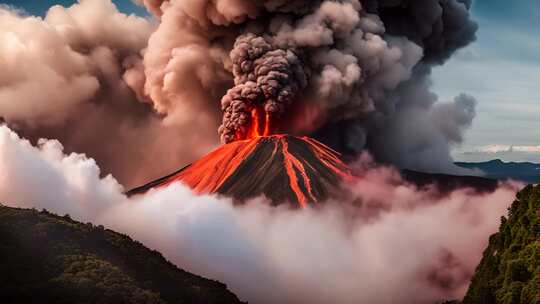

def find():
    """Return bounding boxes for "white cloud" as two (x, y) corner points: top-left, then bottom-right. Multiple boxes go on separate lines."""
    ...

(0, 125), (522, 304)
(476, 144), (540, 154)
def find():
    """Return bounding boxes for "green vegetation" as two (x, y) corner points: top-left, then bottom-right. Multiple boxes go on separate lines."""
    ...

(0, 205), (243, 304)
(463, 184), (540, 304)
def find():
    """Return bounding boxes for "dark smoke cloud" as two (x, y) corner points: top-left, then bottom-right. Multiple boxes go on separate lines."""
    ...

(365, 74), (479, 175)
(134, 0), (478, 173)
(219, 34), (307, 142)
(0, 0), (478, 184)
(314, 0), (478, 173)
(363, 0), (477, 63)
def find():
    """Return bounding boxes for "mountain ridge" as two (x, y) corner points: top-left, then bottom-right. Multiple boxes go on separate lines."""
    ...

(0, 204), (244, 304)
(456, 160), (540, 183)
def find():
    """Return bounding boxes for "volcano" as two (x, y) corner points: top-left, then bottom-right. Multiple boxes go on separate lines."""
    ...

(128, 135), (353, 207)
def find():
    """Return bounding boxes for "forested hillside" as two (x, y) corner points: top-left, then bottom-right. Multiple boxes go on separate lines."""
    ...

(463, 185), (540, 304)
(0, 205), (243, 304)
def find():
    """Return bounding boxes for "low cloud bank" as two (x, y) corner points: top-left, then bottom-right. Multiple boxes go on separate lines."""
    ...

(0, 126), (520, 304)
(475, 145), (540, 154)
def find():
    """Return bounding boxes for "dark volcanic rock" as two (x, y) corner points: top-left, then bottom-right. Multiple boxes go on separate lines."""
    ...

(129, 136), (503, 206)
(402, 169), (499, 194)
(128, 135), (352, 207)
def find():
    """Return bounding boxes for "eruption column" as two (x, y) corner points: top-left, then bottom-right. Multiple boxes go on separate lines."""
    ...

(219, 34), (307, 143)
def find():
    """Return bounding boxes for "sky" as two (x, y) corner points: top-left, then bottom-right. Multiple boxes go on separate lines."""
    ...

(1, 0), (147, 16)
(2, 0), (539, 163)
(432, 0), (540, 162)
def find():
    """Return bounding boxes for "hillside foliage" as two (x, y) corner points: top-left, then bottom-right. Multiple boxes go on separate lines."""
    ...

(0, 205), (243, 304)
(463, 184), (540, 304)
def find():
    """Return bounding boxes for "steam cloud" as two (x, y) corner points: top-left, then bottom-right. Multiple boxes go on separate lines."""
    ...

(0, 125), (521, 304)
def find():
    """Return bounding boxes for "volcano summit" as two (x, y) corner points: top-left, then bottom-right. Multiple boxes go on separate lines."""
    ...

(128, 135), (353, 207)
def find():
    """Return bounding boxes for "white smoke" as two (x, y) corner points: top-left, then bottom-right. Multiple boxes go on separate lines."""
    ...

(0, 0), (148, 125)
(0, 125), (521, 304)
(0, 0), (222, 188)
(476, 145), (540, 154)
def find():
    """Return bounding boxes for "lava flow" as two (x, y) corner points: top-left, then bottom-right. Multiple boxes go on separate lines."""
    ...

(128, 135), (353, 207)
(243, 107), (272, 140)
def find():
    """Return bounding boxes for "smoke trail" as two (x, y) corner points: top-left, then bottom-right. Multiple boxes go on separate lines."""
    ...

(0, 125), (521, 304)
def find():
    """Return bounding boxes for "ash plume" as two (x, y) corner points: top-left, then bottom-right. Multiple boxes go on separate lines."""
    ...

(0, 0), (480, 184)
(135, 0), (478, 173)
(219, 34), (307, 142)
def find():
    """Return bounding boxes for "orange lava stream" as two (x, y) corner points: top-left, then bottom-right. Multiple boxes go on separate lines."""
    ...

(161, 137), (262, 193)
(280, 136), (316, 208)
(131, 134), (355, 206)
(303, 137), (355, 181)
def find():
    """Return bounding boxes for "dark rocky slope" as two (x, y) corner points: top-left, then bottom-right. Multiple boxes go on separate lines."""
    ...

(129, 135), (499, 206)
(129, 135), (352, 207)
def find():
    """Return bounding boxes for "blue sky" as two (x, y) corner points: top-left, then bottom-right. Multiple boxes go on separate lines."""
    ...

(432, 0), (540, 161)
(1, 0), (147, 16)
(3, 0), (540, 162)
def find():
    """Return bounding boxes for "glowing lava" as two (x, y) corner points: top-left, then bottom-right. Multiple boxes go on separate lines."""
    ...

(244, 108), (272, 140)
(129, 135), (353, 207)
(281, 137), (316, 207)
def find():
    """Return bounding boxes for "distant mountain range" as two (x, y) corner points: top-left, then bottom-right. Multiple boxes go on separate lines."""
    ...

(456, 159), (540, 184)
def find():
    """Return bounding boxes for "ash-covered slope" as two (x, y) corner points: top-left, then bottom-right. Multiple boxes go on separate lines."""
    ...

(128, 135), (352, 207)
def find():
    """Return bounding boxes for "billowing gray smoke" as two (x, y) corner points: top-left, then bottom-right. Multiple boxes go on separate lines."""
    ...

(216, 0), (424, 143)
(136, 0), (478, 173)
(0, 0), (479, 187)
(219, 34), (307, 143)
